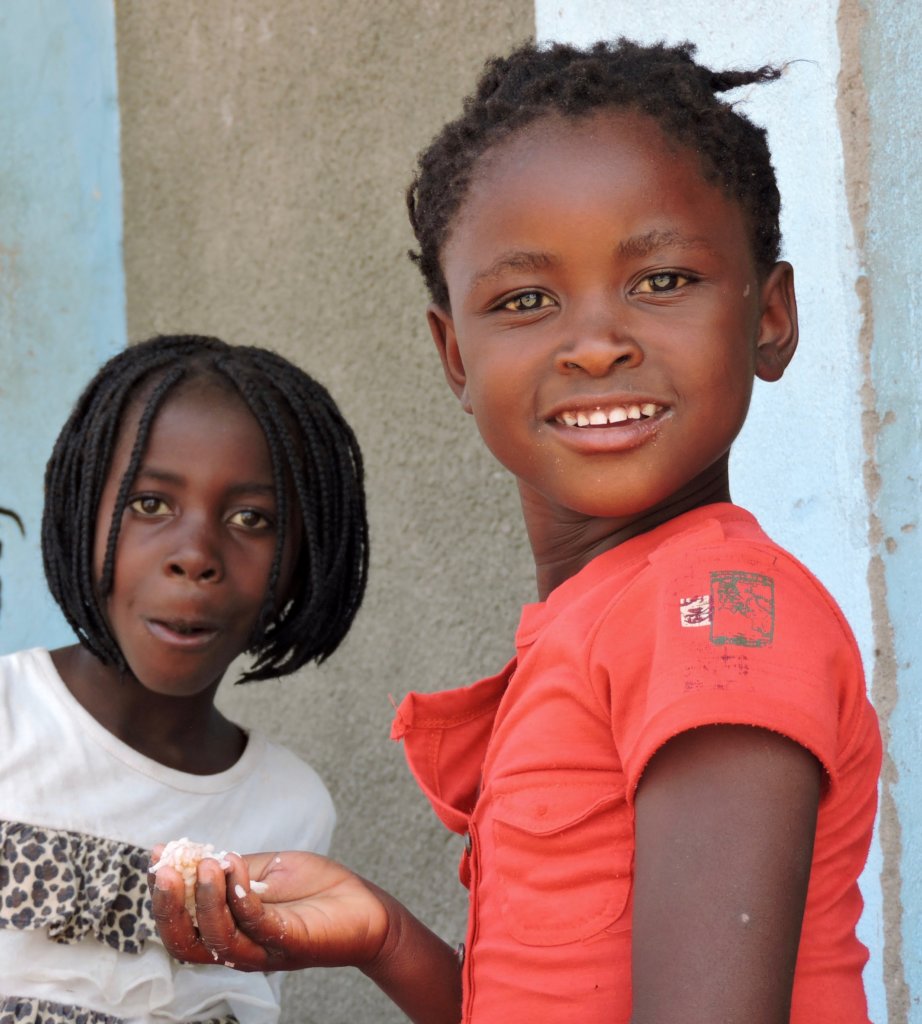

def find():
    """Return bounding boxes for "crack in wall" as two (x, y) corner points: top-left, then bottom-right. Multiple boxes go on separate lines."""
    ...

(835, 3), (907, 1021)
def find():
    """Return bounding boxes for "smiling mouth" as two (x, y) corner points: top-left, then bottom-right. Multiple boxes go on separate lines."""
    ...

(555, 402), (663, 427)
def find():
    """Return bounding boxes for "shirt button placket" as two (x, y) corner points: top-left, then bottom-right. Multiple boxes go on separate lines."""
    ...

(462, 825), (480, 1019)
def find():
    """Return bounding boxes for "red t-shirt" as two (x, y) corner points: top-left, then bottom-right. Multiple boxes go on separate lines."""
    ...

(392, 504), (881, 1022)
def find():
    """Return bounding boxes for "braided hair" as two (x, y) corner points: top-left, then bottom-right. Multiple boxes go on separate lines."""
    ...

(407, 38), (784, 309)
(42, 334), (368, 682)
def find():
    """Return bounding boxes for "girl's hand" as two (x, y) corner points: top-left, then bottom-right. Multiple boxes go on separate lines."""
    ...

(149, 848), (463, 1024)
(149, 849), (390, 972)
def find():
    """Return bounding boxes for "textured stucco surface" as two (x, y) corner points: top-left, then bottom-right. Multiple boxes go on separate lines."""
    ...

(115, 3), (533, 1020)
(856, 2), (922, 1019)
(836, 3), (910, 1017)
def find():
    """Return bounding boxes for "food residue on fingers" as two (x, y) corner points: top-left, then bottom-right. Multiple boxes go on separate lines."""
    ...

(150, 837), (267, 925)
(234, 880), (269, 899)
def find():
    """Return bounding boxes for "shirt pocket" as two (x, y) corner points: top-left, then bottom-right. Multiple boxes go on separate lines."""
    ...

(491, 777), (633, 946)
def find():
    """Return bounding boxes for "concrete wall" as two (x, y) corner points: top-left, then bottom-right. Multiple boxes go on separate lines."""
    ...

(1, 2), (917, 1023)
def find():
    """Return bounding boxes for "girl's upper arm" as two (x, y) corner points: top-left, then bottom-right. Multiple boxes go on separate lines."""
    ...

(631, 724), (821, 1024)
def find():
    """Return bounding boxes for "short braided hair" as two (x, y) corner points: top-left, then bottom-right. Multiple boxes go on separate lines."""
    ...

(42, 334), (368, 682)
(407, 38), (784, 308)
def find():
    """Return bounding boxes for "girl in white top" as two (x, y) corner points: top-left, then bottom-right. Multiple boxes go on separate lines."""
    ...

(0, 334), (369, 1024)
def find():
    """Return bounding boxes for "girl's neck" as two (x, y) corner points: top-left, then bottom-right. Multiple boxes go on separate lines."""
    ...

(50, 644), (246, 775)
(521, 464), (732, 601)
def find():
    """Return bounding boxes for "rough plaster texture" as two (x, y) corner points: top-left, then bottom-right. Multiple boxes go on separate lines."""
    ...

(854, 2), (922, 1019)
(115, 3), (534, 1020)
(835, 6), (907, 1021)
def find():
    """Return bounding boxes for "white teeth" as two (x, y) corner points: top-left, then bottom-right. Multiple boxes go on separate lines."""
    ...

(557, 403), (662, 426)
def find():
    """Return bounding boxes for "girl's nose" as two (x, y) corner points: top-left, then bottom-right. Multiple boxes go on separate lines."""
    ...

(555, 310), (643, 377)
(164, 525), (224, 583)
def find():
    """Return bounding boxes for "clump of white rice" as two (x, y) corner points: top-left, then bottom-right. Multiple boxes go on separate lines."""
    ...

(150, 837), (268, 925)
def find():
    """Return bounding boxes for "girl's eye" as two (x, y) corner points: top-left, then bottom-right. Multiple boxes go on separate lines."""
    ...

(636, 272), (691, 293)
(228, 509), (273, 530)
(500, 291), (553, 312)
(129, 496), (170, 516)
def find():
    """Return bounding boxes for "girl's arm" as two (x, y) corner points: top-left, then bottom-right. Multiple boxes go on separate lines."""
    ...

(631, 724), (821, 1024)
(150, 851), (462, 1024)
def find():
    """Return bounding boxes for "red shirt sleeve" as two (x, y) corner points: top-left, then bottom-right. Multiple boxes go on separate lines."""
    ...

(588, 530), (863, 804)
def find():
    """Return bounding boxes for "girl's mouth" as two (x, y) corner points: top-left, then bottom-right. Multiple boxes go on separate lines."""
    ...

(555, 402), (662, 427)
(147, 618), (219, 648)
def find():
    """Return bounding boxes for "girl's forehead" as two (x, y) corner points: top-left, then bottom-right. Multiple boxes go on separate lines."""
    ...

(472, 108), (683, 188)
(445, 109), (707, 258)
(123, 373), (244, 430)
(447, 109), (723, 247)
(110, 377), (266, 474)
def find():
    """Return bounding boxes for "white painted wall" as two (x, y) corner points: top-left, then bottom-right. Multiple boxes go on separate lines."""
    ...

(535, 3), (885, 1020)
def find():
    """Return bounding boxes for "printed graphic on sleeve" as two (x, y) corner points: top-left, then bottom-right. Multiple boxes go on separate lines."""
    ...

(709, 571), (774, 647)
(679, 595), (711, 627)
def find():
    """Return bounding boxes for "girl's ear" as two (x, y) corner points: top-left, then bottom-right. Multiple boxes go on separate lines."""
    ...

(755, 261), (799, 383)
(427, 303), (472, 413)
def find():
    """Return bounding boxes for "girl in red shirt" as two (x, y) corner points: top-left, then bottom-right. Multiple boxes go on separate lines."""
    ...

(152, 39), (880, 1024)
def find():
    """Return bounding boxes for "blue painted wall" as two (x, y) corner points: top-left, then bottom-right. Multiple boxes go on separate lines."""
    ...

(863, 1), (922, 1016)
(0, 1), (126, 651)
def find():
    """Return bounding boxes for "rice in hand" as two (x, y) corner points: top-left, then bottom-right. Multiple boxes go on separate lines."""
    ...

(150, 838), (231, 924)
(150, 838), (270, 925)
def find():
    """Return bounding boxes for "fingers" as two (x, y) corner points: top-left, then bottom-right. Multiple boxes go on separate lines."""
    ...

(149, 863), (213, 966)
(150, 848), (340, 973)
(149, 854), (271, 970)
(192, 856), (272, 971)
(220, 854), (303, 965)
